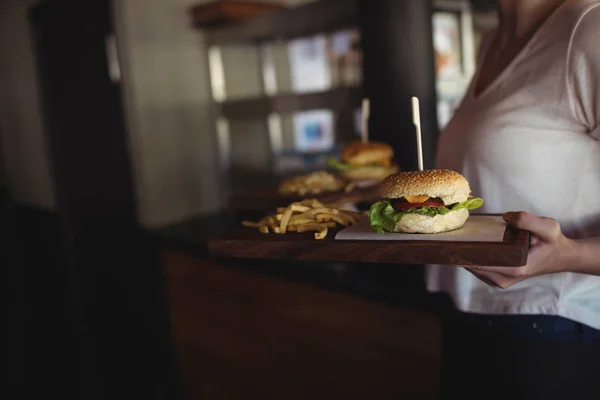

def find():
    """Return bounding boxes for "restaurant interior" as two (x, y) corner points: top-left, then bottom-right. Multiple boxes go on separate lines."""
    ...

(2, 0), (500, 398)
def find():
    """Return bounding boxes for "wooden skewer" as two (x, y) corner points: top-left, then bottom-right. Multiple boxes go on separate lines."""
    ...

(411, 96), (424, 171)
(361, 98), (370, 144)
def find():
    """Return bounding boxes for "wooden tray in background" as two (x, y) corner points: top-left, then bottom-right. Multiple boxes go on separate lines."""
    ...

(228, 185), (380, 212)
(207, 218), (530, 266)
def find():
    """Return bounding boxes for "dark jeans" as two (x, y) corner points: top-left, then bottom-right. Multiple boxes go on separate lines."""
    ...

(442, 311), (600, 400)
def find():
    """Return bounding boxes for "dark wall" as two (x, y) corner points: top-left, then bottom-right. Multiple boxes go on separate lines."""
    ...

(24, 0), (181, 398)
(4, 202), (80, 398)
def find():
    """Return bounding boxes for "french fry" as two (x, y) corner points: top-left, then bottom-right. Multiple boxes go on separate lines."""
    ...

(296, 224), (325, 233)
(315, 228), (328, 240)
(278, 171), (346, 195)
(345, 182), (357, 193)
(311, 199), (324, 208)
(290, 204), (311, 213)
(242, 221), (262, 228)
(338, 210), (360, 224)
(289, 210), (325, 222)
(293, 207), (333, 219)
(267, 216), (278, 226)
(288, 218), (316, 226)
(315, 214), (332, 222)
(297, 222), (337, 233)
(242, 198), (358, 240)
(279, 206), (294, 234)
(330, 214), (352, 226)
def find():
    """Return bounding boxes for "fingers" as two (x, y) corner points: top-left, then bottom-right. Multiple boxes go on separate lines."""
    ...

(460, 243), (541, 287)
(503, 211), (562, 242)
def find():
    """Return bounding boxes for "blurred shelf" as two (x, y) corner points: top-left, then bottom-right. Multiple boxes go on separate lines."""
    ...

(435, 0), (498, 12)
(469, 0), (498, 12)
(189, 1), (286, 28)
(215, 86), (363, 119)
(198, 0), (359, 46)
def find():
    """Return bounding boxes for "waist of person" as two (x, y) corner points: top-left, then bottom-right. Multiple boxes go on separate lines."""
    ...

(449, 312), (600, 342)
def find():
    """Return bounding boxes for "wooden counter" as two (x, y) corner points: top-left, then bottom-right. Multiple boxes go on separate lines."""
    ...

(162, 249), (442, 399)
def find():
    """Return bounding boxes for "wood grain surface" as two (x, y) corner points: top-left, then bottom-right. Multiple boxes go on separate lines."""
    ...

(207, 221), (530, 266)
(163, 251), (441, 400)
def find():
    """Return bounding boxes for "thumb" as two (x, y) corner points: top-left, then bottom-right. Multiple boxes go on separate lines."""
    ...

(503, 211), (561, 242)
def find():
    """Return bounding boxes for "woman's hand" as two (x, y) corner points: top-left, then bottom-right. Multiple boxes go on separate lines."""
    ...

(464, 211), (579, 289)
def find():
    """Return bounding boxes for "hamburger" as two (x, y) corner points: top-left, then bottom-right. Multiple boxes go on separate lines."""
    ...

(368, 169), (483, 234)
(329, 140), (399, 181)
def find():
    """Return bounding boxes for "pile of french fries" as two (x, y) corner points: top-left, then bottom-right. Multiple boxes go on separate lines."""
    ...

(242, 198), (361, 240)
(278, 170), (355, 196)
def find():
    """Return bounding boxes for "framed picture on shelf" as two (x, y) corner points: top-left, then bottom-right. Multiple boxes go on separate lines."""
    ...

(292, 109), (334, 153)
(288, 35), (331, 93)
(327, 29), (362, 87)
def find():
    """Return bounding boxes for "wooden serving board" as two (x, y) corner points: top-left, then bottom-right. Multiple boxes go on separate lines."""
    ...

(228, 185), (380, 211)
(207, 215), (530, 266)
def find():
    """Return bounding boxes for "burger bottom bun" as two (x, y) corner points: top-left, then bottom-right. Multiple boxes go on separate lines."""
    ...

(394, 208), (469, 234)
(340, 165), (399, 181)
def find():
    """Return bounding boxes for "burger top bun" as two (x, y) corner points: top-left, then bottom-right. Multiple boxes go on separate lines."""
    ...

(377, 169), (470, 205)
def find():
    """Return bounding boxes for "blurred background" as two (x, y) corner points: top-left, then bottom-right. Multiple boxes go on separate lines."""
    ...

(1, 0), (498, 399)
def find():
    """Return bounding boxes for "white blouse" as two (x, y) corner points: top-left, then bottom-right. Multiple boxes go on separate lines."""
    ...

(426, 0), (600, 329)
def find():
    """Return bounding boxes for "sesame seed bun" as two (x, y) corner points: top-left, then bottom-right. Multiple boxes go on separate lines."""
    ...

(377, 169), (471, 205)
(341, 141), (394, 166)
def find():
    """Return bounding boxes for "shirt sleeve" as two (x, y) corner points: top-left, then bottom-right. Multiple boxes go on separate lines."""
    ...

(567, 4), (600, 140)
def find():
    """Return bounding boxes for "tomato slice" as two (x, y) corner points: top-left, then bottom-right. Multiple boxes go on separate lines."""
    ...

(393, 201), (444, 210)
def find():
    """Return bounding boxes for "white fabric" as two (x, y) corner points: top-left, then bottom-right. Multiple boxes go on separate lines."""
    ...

(426, 0), (600, 329)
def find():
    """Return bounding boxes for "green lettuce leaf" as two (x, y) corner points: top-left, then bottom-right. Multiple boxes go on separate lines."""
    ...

(328, 158), (391, 171)
(451, 197), (484, 211)
(368, 197), (484, 233)
(368, 200), (402, 234)
(328, 158), (355, 171)
(406, 205), (452, 217)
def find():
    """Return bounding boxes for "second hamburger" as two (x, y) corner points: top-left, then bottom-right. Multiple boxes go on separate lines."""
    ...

(329, 140), (399, 181)
(368, 169), (483, 234)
